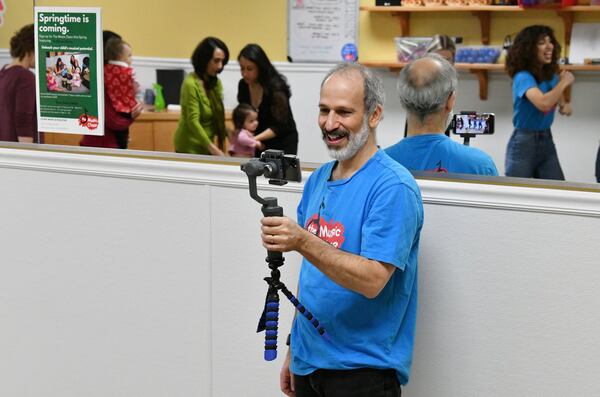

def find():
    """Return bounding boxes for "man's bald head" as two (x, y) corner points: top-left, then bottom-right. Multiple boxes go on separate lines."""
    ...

(397, 53), (458, 123)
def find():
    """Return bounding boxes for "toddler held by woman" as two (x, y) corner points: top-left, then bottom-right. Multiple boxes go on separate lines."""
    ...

(103, 36), (141, 148)
(103, 37), (139, 115)
(228, 103), (263, 157)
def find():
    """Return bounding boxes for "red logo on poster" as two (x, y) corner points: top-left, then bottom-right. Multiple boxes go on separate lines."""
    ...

(78, 113), (89, 126)
(78, 113), (99, 131)
(85, 116), (99, 130)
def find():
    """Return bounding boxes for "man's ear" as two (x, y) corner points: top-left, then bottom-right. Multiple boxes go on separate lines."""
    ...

(446, 91), (456, 112)
(368, 103), (383, 129)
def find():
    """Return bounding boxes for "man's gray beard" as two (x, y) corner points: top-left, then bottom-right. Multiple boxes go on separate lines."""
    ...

(325, 119), (370, 162)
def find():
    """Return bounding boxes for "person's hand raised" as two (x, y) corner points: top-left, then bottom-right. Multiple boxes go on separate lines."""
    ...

(559, 70), (575, 87)
(559, 102), (572, 116)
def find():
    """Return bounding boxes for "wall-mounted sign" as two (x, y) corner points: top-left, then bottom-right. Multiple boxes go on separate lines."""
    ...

(34, 7), (104, 135)
(288, 0), (359, 63)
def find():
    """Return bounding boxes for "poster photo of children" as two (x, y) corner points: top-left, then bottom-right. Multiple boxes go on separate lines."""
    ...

(45, 52), (90, 94)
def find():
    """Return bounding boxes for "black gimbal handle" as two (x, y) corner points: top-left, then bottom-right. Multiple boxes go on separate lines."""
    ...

(261, 198), (284, 262)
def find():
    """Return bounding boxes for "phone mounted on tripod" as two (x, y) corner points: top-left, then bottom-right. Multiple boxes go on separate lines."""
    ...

(450, 111), (495, 146)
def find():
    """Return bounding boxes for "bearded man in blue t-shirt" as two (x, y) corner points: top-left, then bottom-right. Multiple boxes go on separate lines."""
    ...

(260, 63), (423, 397)
(385, 54), (498, 176)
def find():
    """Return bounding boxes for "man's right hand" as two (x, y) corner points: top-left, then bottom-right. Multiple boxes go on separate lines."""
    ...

(280, 348), (295, 396)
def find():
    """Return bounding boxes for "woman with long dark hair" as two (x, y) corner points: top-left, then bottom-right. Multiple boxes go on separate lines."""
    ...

(174, 37), (228, 155)
(505, 25), (574, 180)
(54, 57), (66, 77)
(237, 44), (298, 155)
(69, 54), (80, 71)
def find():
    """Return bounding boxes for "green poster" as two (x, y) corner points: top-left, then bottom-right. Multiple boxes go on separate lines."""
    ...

(34, 7), (103, 135)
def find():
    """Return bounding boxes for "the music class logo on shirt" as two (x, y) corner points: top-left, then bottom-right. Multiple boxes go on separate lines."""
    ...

(305, 214), (345, 248)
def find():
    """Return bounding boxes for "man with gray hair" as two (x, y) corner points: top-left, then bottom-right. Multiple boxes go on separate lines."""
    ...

(386, 53), (498, 175)
(260, 62), (423, 396)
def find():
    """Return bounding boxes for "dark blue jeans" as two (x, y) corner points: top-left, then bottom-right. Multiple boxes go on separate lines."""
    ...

(294, 368), (401, 397)
(505, 128), (565, 180)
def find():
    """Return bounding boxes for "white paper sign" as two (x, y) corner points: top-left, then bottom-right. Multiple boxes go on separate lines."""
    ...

(569, 23), (600, 64)
(288, 0), (359, 63)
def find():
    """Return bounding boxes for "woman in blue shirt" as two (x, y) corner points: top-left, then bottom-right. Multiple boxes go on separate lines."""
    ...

(505, 25), (574, 180)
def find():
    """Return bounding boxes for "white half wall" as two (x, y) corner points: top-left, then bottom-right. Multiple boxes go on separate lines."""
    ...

(0, 146), (599, 397)
(1, 47), (599, 181)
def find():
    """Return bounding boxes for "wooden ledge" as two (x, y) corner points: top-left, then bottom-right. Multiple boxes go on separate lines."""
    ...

(361, 5), (600, 45)
(361, 62), (600, 100)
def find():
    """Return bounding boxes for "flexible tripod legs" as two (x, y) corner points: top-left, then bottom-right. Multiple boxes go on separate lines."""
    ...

(258, 265), (328, 361)
(256, 197), (327, 361)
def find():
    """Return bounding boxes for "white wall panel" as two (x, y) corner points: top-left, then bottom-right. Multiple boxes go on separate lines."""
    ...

(0, 166), (213, 397)
(0, 144), (599, 396)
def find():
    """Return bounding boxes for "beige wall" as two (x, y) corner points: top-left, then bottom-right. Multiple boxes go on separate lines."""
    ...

(0, 0), (288, 60)
(2, 0), (600, 62)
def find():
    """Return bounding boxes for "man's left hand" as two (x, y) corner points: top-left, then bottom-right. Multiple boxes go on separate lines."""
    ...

(261, 216), (306, 252)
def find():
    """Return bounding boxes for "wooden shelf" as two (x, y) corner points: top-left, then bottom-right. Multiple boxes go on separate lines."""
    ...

(561, 64), (600, 71)
(362, 61), (504, 70)
(362, 61), (600, 71)
(360, 5), (523, 12)
(360, 5), (600, 45)
(361, 61), (600, 100)
(43, 110), (233, 152)
(136, 109), (181, 121)
(360, 5), (600, 12)
(562, 5), (600, 11)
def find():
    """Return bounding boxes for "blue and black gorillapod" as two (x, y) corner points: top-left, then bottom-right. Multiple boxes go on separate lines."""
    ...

(241, 150), (328, 361)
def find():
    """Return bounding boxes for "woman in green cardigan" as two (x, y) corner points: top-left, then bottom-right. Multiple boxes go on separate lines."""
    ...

(174, 37), (229, 155)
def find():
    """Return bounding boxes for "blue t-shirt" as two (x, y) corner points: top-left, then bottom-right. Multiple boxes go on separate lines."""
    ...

(385, 134), (498, 176)
(291, 149), (423, 385)
(513, 70), (559, 130)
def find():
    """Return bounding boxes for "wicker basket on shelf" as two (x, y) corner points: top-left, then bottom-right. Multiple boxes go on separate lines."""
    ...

(402, 0), (425, 6)
(423, 0), (446, 6)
